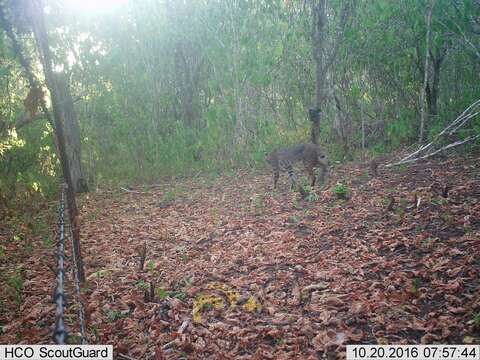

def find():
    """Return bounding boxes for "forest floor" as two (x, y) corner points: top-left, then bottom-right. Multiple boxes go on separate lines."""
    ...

(1, 153), (480, 359)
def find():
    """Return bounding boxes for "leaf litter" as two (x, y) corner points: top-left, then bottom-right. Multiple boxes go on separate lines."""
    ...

(0, 154), (479, 358)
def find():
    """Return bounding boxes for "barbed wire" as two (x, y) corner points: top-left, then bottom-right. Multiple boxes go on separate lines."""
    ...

(53, 185), (68, 344)
(67, 216), (87, 344)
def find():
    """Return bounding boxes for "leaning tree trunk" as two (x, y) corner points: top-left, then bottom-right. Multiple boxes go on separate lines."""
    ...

(28, 0), (85, 283)
(56, 74), (88, 193)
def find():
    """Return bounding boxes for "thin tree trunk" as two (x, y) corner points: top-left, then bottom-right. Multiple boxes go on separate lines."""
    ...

(28, 0), (85, 283)
(361, 99), (365, 154)
(229, 0), (245, 145)
(311, 0), (327, 145)
(419, 0), (435, 144)
(426, 49), (446, 121)
(56, 74), (88, 193)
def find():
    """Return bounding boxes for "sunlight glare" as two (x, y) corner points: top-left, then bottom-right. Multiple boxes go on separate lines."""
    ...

(62, 0), (128, 14)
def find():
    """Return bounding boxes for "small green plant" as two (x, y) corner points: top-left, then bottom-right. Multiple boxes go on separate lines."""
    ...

(411, 278), (422, 293)
(12, 234), (22, 242)
(7, 269), (24, 310)
(146, 260), (155, 272)
(431, 198), (448, 206)
(287, 215), (300, 224)
(473, 313), (480, 327)
(441, 213), (454, 227)
(170, 290), (188, 301)
(135, 279), (149, 290)
(106, 310), (127, 322)
(333, 183), (349, 199)
(68, 335), (83, 344)
(42, 236), (53, 248)
(91, 325), (100, 342)
(163, 189), (177, 202)
(201, 302), (213, 311)
(395, 207), (405, 218)
(252, 195), (265, 214)
(414, 224), (424, 233)
(156, 288), (168, 300)
(305, 191), (319, 202)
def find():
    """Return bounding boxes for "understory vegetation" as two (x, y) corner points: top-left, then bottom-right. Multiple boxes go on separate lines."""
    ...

(0, 0), (479, 200)
(0, 0), (479, 358)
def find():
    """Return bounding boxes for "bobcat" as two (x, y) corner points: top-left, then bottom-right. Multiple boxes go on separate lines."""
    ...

(266, 143), (329, 190)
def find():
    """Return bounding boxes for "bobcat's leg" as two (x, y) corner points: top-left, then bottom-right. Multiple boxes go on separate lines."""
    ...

(285, 164), (297, 190)
(316, 164), (328, 188)
(273, 168), (279, 189)
(306, 164), (316, 187)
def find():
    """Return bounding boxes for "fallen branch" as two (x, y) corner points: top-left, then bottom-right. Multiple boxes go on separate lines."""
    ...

(387, 135), (479, 167)
(386, 100), (480, 167)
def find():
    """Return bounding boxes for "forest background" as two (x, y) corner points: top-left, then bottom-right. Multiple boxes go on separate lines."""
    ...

(0, 0), (479, 202)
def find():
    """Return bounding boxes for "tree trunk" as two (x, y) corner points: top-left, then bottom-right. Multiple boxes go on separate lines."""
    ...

(311, 0), (327, 144)
(426, 49), (445, 122)
(166, 0), (201, 130)
(419, 0), (435, 144)
(28, 0), (85, 283)
(55, 74), (88, 193)
(229, 0), (245, 146)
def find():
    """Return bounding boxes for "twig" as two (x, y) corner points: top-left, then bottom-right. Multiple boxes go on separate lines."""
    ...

(120, 187), (148, 194)
(178, 320), (190, 334)
(162, 339), (179, 350)
(118, 353), (139, 360)
(138, 242), (147, 271)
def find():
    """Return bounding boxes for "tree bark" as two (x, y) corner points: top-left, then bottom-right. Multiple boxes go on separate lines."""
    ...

(55, 74), (88, 193)
(311, 0), (327, 145)
(419, 0), (435, 144)
(425, 48), (446, 121)
(166, 0), (202, 130)
(28, 0), (85, 283)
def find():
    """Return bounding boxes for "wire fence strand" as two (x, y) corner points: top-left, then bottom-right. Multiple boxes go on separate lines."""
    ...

(67, 217), (87, 344)
(53, 185), (68, 344)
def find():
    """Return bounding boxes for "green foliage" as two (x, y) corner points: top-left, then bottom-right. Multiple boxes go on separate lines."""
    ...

(106, 310), (127, 322)
(6, 268), (24, 311)
(0, 0), (478, 196)
(155, 288), (168, 300)
(305, 191), (320, 202)
(474, 313), (480, 327)
(135, 279), (149, 290)
(333, 183), (349, 199)
(146, 260), (155, 272)
(411, 278), (422, 293)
